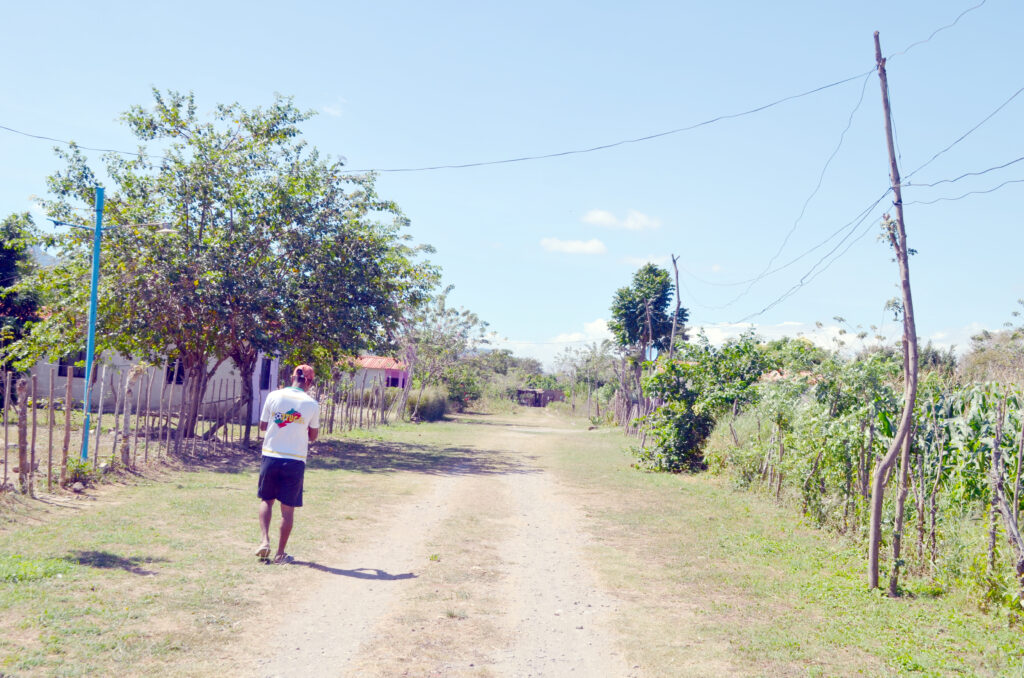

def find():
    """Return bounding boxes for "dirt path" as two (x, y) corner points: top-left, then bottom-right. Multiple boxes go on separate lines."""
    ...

(250, 416), (632, 677)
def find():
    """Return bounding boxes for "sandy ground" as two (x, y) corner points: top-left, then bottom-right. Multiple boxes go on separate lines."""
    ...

(248, 418), (634, 678)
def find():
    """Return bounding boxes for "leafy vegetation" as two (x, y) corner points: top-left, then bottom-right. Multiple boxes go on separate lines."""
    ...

(4, 90), (436, 443)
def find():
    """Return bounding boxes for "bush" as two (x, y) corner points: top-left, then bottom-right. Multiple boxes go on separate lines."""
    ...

(406, 388), (446, 421)
(703, 412), (765, 484)
(64, 457), (95, 486)
(444, 367), (482, 412)
(633, 401), (715, 472)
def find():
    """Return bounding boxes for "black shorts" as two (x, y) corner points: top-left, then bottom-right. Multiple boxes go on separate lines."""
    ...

(257, 456), (305, 507)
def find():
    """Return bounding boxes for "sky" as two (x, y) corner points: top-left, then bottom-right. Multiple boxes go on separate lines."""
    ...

(2, 1), (1022, 368)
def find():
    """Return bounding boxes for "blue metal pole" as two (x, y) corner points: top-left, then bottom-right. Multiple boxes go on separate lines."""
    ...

(80, 186), (104, 460)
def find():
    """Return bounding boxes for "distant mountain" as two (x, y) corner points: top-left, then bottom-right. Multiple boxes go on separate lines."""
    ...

(29, 246), (58, 268)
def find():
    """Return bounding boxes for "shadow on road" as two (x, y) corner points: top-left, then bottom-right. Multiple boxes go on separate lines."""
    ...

(306, 439), (540, 476)
(292, 560), (417, 580)
(64, 549), (167, 576)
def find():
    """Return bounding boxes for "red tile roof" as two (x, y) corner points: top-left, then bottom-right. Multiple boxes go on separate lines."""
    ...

(340, 355), (406, 371)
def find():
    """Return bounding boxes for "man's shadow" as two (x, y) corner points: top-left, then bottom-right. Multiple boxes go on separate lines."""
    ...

(292, 560), (416, 580)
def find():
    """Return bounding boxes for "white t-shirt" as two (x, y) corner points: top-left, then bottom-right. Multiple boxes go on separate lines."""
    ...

(260, 387), (320, 462)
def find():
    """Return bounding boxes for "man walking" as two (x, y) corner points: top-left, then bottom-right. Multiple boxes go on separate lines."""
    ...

(256, 364), (320, 564)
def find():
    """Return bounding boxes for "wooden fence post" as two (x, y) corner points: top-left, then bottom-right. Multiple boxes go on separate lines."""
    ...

(119, 371), (132, 467)
(47, 370), (54, 493)
(93, 365), (107, 467)
(60, 369), (72, 486)
(29, 375), (38, 495)
(174, 372), (188, 456)
(2, 371), (8, 489)
(143, 370), (154, 463)
(132, 372), (143, 466)
(16, 378), (29, 494)
(164, 376), (176, 456)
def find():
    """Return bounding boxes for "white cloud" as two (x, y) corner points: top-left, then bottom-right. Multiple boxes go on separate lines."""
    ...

(580, 209), (618, 228)
(710, 264), (722, 273)
(540, 237), (606, 255)
(622, 254), (670, 267)
(321, 97), (347, 118)
(924, 322), (985, 354)
(694, 320), (898, 354)
(581, 208), (661, 231)
(622, 210), (660, 231)
(494, 319), (613, 369)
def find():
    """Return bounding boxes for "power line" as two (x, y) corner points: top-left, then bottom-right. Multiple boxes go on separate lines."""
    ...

(733, 198), (887, 322)
(0, 124), (148, 158)
(887, 0), (988, 61)
(904, 85), (1024, 181)
(731, 71), (874, 303)
(905, 177), (1024, 205)
(0, 71), (877, 174)
(906, 153), (1024, 188)
(0, 3), (993, 177)
(679, 188), (891, 292)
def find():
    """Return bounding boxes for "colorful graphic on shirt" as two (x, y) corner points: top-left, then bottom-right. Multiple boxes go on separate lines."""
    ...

(273, 408), (302, 428)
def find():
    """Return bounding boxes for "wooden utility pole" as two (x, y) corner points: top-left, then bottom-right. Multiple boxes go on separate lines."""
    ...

(868, 31), (921, 591)
(668, 254), (682, 361)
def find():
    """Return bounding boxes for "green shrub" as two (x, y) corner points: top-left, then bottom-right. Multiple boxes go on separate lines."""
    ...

(704, 413), (764, 484)
(64, 457), (95, 486)
(444, 367), (482, 412)
(632, 401), (715, 472)
(406, 388), (446, 421)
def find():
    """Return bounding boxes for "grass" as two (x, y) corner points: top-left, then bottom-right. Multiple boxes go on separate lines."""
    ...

(2, 408), (1022, 676)
(0, 428), (450, 677)
(536, 415), (1024, 677)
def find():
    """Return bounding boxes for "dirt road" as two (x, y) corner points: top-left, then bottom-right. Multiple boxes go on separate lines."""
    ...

(250, 414), (634, 677)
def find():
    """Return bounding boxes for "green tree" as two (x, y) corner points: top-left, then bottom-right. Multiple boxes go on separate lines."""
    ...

(0, 213), (39, 370)
(7, 90), (434, 442)
(403, 287), (488, 418)
(608, 263), (688, 359)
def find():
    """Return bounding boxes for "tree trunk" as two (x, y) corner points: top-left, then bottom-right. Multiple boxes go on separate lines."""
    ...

(888, 433), (911, 596)
(239, 360), (257, 447)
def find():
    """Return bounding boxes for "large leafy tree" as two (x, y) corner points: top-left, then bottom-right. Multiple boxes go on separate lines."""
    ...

(6, 90), (435, 440)
(608, 263), (688, 359)
(402, 287), (488, 416)
(0, 213), (40, 371)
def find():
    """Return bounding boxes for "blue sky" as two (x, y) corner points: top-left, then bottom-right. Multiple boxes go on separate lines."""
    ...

(2, 1), (1022, 366)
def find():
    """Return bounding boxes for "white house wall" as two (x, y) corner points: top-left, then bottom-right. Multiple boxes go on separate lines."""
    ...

(29, 354), (279, 425)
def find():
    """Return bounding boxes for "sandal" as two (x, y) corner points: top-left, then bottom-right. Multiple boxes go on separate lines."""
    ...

(256, 545), (271, 560)
(273, 553), (294, 565)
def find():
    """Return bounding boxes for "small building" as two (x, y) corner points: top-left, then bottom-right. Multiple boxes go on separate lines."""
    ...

(516, 388), (565, 407)
(31, 352), (280, 424)
(339, 356), (409, 389)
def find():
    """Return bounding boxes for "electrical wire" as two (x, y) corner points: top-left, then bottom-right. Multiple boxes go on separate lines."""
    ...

(733, 199), (887, 322)
(678, 188), (891, 293)
(0, 71), (878, 174)
(904, 85), (1024, 181)
(730, 71), (873, 302)
(906, 153), (1024, 189)
(0, 2), (993, 178)
(887, 0), (988, 61)
(905, 177), (1024, 205)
